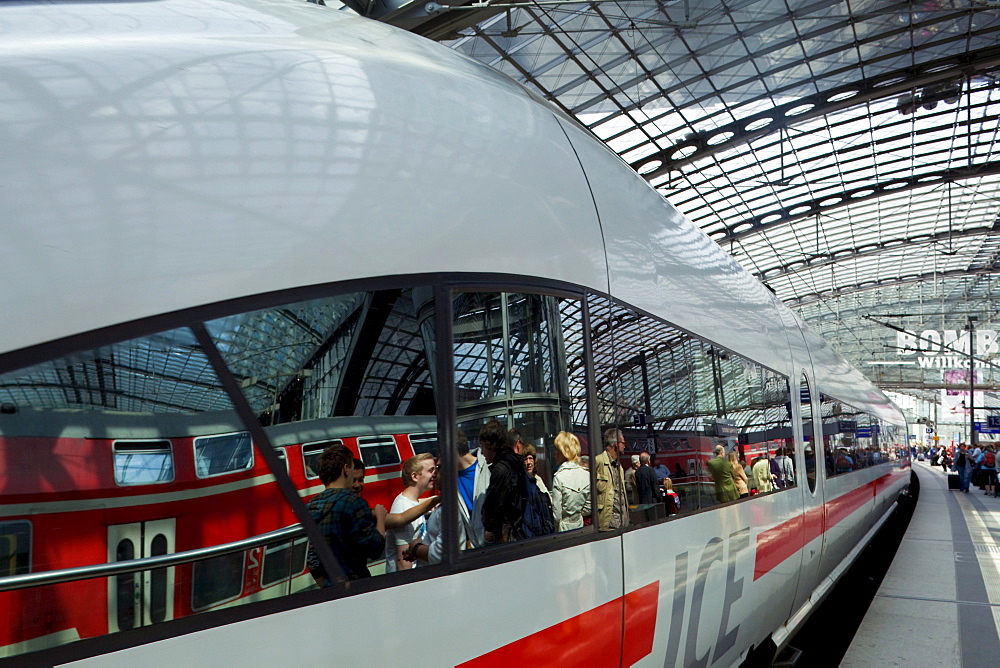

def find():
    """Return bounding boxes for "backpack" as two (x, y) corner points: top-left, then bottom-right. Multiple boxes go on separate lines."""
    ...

(517, 475), (555, 539)
(987, 452), (996, 467)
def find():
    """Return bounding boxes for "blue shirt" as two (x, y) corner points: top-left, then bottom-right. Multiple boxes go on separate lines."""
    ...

(458, 460), (476, 513)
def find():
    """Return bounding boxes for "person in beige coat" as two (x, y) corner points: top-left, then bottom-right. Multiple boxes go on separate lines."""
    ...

(595, 428), (629, 531)
(729, 449), (749, 498)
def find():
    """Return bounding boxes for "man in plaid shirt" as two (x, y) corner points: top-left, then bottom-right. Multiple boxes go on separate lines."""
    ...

(307, 443), (387, 583)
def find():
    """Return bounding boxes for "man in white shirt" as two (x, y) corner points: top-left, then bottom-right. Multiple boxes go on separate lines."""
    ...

(385, 453), (435, 572)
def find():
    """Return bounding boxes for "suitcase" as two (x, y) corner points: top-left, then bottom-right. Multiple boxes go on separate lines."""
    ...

(948, 473), (961, 490)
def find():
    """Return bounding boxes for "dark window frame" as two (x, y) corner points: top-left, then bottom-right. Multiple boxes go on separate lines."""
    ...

(446, 285), (600, 561)
(301, 439), (342, 480)
(111, 439), (176, 487)
(817, 391), (900, 481)
(192, 431), (254, 479)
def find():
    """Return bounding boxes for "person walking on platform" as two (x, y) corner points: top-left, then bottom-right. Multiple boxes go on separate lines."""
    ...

(980, 445), (997, 497)
(954, 444), (973, 493)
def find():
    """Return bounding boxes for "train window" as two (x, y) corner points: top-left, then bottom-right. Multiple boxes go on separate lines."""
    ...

(820, 396), (887, 477)
(275, 446), (289, 473)
(589, 296), (705, 518)
(881, 421), (901, 461)
(726, 363), (795, 496)
(409, 433), (439, 459)
(205, 286), (440, 582)
(821, 396), (852, 478)
(260, 537), (309, 589)
(453, 291), (591, 549)
(303, 440), (342, 478)
(800, 375), (817, 492)
(0, 521), (30, 577)
(357, 435), (401, 467)
(0, 326), (307, 658)
(193, 432), (253, 478)
(588, 296), (795, 520)
(112, 440), (175, 486)
(191, 552), (244, 611)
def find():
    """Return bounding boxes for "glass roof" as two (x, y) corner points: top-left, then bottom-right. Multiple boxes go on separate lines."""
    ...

(367, 0), (1000, 396)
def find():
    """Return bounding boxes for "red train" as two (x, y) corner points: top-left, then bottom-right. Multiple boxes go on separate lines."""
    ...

(0, 411), (436, 655)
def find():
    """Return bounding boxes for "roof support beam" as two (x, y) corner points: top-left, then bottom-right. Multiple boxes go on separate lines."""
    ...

(631, 44), (1000, 182)
(754, 224), (1000, 282)
(714, 160), (1000, 245)
(787, 268), (1000, 308)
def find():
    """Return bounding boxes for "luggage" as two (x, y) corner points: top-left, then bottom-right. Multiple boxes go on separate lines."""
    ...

(948, 473), (961, 490)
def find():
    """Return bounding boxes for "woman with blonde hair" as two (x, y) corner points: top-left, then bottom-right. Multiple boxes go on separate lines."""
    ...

(663, 478), (681, 514)
(551, 431), (592, 531)
(729, 449), (749, 498)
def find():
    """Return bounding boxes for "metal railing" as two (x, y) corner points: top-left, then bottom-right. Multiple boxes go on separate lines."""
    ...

(0, 524), (306, 592)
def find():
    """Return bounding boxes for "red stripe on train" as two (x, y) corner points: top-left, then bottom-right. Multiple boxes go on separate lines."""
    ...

(458, 581), (659, 667)
(753, 474), (890, 580)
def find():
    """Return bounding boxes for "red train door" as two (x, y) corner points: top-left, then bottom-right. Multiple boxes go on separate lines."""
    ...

(107, 519), (176, 632)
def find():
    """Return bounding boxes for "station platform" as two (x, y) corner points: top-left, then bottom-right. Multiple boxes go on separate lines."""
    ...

(842, 461), (1000, 666)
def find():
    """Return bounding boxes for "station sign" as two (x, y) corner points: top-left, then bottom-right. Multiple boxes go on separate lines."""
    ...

(838, 420), (857, 433)
(895, 328), (997, 370)
(988, 415), (1000, 429)
(711, 420), (739, 438)
(974, 421), (1000, 435)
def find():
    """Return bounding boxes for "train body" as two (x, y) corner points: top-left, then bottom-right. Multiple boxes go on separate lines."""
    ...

(0, 0), (909, 665)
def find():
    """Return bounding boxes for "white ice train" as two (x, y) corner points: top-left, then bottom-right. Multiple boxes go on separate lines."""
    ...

(0, 0), (910, 665)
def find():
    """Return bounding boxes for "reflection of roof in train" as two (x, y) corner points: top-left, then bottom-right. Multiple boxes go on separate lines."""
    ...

(0, 292), (433, 422)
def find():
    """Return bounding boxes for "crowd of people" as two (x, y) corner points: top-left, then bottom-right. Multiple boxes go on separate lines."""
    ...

(705, 443), (797, 504)
(306, 425), (788, 584)
(307, 429), (987, 583)
(923, 443), (998, 495)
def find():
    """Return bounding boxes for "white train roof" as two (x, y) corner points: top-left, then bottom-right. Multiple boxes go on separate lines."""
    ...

(0, 0), (901, 423)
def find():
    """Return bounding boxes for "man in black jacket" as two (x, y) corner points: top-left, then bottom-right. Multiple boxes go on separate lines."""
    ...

(479, 418), (526, 543)
(635, 451), (660, 505)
